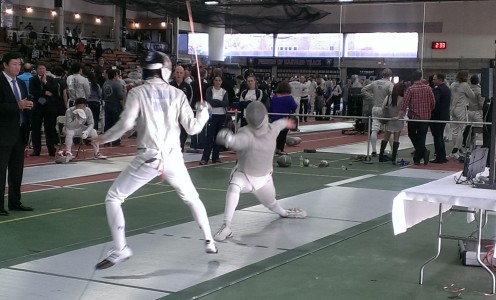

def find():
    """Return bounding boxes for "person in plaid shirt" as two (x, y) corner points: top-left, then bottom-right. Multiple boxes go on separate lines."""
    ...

(394, 70), (435, 165)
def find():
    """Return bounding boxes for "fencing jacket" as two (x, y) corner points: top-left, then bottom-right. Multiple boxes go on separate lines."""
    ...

(101, 77), (209, 153)
(227, 116), (287, 177)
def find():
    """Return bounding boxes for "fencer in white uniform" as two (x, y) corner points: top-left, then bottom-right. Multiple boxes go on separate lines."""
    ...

(213, 101), (307, 242)
(94, 51), (217, 270)
(64, 97), (106, 160)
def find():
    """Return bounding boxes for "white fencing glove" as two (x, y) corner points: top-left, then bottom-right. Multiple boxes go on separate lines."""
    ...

(81, 131), (89, 139)
(196, 101), (212, 125)
(216, 128), (233, 148)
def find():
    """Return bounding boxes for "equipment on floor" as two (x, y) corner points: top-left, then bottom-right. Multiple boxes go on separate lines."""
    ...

(55, 150), (73, 164)
(286, 136), (302, 146)
(458, 238), (496, 267)
(456, 147), (489, 184)
(277, 155), (292, 167)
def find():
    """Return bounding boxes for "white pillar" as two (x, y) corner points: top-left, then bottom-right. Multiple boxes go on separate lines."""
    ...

(113, 5), (121, 50)
(208, 26), (224, 62)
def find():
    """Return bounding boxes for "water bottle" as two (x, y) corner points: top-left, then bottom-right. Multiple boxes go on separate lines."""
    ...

(299, 155), (304, 167)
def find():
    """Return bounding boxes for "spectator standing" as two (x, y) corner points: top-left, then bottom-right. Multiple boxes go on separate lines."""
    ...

(395, 70), (435, 165)
(17, 63), (33, 92)
(200, 75), (228, 165)
(66, 62), (90, 107)
(361, 69), (394, 156)
(378, 82), (405, 164)
(75, 39), (84, 62)
(29, 62), (58, 157)
(87, 72), (102, 131)
(429, 73), (451, 163)
(460, 74), (484, 150)
(52, 66), (68, 117)
(102, 69), (125, 146)
(170, 65), (194, 152)
(341, 78), (352, 116)
(65, 27), (73, 47)
(298, 75), (310, 122)
(270, 81), (298, 155)
(0, 52), (34, 216)
(450, 70), (475, 156)
(239, 75), (265, 127)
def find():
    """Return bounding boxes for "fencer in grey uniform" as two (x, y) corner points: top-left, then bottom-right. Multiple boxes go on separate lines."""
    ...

(214, 101), (306, 241)
(94, 51), (218, 270)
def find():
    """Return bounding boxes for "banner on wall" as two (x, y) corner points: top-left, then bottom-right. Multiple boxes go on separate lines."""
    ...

(250, 57), (334, 69)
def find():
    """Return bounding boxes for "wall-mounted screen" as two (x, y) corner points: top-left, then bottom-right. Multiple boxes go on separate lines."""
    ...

(224, 34), (273, 57)
(275, 33), (342, 57)
(188, 32), (209, 56)
(344, 32), (418, 58)
(178, 33), (188, 53)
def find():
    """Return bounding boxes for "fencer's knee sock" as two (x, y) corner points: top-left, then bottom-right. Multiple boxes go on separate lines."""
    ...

(267, 202), (288, 217)
(224, 184), (241, 226)
(371, 131), (378, 153)
(105, 200), (126, 250)
(254, 184), (287, 217)
(185, 198), (214, 241)
(93, 143), (100, 155)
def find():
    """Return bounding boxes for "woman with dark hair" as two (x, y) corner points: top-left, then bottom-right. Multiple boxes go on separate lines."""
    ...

(270, 81), (298, 155)
(87, 72), (102, 131)
(379, 82), (405, 164)
(200, 75), (228, 165)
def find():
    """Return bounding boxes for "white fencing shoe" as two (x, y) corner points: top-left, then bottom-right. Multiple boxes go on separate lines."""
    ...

(94, 153), (107, 159)
(282, 208), (307, 218)
(205, 240), (218, 254)
(213, 223), (233, 242)
(95, 246), (133, 270)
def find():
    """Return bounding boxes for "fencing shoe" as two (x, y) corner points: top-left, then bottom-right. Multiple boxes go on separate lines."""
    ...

(283, 208), (307, 218)
(205, 240), (218, 254)
(213, 223), (233, 242)
(94, 152), (107, 159)
(95, 246), (133, 270)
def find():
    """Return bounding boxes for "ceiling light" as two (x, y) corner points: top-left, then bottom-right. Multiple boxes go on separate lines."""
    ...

(51, 10), (57, 16)
(26, 7), (33, 13)
(75, 13), (80, 19)
(5, 8), (13, 14)
(161, 22), (167, 28)
(205, 1), (219, 5)
(95, 17), (101, 24)
(134, 22), (140, 28)
(339, 0), (353, 2)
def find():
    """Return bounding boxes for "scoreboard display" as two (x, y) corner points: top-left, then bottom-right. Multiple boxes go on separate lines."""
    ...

(432, 41), (447, 50)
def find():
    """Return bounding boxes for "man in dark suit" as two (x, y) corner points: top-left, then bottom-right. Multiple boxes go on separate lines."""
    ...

(29, 62), (58, 156)
(0, 52), (34, 216)
(429, 73), (451, 163)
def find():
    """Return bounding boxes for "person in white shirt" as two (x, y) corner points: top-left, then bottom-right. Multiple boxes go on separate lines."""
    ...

(66, 62), (90, 107)
(239, 75), (264, 127)
(93, 51), (217, 270)
(298, 75), (311, 122)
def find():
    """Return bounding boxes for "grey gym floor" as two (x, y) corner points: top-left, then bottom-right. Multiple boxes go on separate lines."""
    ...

(0, 123), (492, 300)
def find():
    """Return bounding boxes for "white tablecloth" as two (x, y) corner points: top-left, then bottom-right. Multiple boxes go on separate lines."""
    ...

(392, 171), (496, 235)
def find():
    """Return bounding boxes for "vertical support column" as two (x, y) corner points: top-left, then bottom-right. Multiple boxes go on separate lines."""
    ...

(113, 2), (126, 50)
(56, 7), (63, 36)
(208, 26), (224, 62)
(121, 1), (126, 50)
